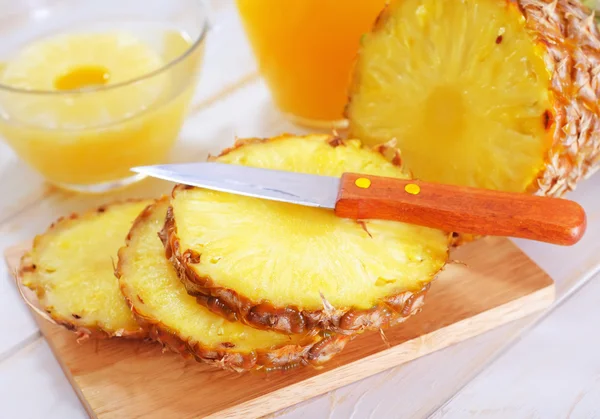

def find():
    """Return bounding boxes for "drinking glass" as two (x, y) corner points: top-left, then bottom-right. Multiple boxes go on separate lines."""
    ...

(236, 0), (388, 129)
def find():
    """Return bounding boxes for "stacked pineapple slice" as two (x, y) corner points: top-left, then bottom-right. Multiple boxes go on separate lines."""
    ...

(20, 200), (152, 339)
(117, 196), (351, 372)
(18, 134), (450, 372)
(165, 135), (449, 335)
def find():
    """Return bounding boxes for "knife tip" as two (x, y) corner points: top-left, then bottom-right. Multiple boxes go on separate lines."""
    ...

(130, 166), (150, 175)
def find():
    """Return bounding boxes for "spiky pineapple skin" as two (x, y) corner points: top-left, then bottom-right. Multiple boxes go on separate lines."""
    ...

(521, 0), (600, 196)
(346, 0), (600, 199)
(129, 307), (351, 373)
(18, 200), (150, 340)
(117, 198), (352, 373)
(163, 134), (447, 336)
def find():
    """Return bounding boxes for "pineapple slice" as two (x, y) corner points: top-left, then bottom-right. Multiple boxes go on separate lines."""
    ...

(117, 197), (350, 372)
(346, 0), (600, 198)
(164, 134), (450, 335)
(19, 200), (153, 339)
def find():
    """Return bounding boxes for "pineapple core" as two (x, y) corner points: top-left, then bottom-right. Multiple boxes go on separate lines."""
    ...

(348, 0), (552, 192)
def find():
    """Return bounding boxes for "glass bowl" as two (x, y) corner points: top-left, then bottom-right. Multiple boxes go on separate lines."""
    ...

(0, 0), (208, 193)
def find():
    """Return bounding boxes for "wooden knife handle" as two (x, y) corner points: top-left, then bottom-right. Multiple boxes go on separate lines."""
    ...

(334, 173), (587, 246)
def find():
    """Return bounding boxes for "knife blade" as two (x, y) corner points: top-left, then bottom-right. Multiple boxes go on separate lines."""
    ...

(131, 162), (587, 246)
(132, 162), (340, 209)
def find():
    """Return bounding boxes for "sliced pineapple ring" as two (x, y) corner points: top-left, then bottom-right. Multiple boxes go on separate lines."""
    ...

(117, 197), (350, 372)
(346, 0), (600, 197)
(165, 134), (450, 335)
(0, 31), (168, 129)
(19, 200), (153, 338)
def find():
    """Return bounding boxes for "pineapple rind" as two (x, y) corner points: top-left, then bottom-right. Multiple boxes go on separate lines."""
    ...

(164, 134), (450, 335)
(18, 200), (152, 339)
(521, 0), (600, 196)
(117, 197), (351, 372)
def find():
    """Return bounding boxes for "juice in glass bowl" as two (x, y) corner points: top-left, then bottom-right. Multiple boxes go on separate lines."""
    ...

(236, 0), (388, 129)
(0, 0), (208, 193)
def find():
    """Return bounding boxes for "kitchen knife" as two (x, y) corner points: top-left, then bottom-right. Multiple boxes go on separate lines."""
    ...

(131, 162), (586, 246)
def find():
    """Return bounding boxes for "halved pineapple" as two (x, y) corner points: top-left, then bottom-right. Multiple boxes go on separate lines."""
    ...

(19, 200), (153, 339)
(164, 134), (450, 335)
(117, 197), (350, 372)
(346, 0), (600, 198)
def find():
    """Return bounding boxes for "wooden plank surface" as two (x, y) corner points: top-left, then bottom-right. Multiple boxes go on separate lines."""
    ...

(5, 236), (555, 419)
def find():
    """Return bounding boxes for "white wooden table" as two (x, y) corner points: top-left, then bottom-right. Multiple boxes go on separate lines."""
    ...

(1, 2), (599, 418)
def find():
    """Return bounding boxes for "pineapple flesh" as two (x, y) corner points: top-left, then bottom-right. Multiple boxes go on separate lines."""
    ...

(347, 0), (600, 197)
(19, 200), (153, 338)
(117, 197), (350, 372)
(165, 134), (450, 335)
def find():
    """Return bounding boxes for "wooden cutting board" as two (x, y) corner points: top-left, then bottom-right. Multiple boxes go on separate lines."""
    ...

(5, 236), (554, 419)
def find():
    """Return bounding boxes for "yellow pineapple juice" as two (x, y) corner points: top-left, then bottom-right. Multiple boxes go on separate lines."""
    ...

(0, 28), (204, 192)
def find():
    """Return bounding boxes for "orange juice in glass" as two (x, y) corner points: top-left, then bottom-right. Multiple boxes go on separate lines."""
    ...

(235, 0), (388, 129)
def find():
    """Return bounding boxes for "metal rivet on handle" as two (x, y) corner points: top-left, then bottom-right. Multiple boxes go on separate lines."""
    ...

(405, 184), (421, 195)
(355, 178), (371, 189)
